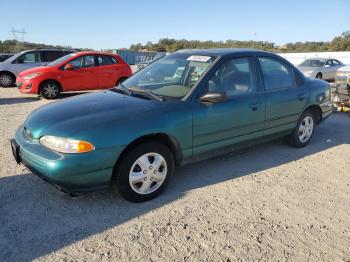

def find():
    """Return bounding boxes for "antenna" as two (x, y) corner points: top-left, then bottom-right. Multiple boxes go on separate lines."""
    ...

(9, 27), (27, 52)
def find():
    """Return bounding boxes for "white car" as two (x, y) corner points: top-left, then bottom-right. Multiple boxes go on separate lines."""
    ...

(297, 58), (344, 81)
(0, 48), (75, 87)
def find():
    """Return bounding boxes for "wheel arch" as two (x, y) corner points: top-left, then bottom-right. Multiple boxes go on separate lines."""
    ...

(0, 70), (16, 80)
(316, 72), (322, 78)
(38, 79), (63, 94)
(115, 76), (128, 86)
(114, 133), (183, 173)
(304, 104), (322, 124)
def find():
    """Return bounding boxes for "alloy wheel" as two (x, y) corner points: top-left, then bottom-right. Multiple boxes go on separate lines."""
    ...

(43, 83), (59, 98)
(298, 116), (314, 143)
(0, 74), (13, 86)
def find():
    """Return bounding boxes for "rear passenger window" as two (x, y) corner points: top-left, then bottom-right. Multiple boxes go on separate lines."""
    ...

(259, 57), (294, 90)
(206, 57), (256, 97)
(42, 51), (64, 62)
(97, 55), (117, 66)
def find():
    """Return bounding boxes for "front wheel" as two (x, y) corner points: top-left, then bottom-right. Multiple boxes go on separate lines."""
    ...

(40, 80), (61, 99)
(112, 142), (174, 202)
(315, 73), (322, 79)
(0, 72), (15, 87)
(286, 110), (315, 147)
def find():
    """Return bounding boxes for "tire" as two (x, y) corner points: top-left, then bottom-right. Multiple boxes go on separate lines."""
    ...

(40, 80), (61, 99)
(315, 73), (322, 79)
(286, 110), (316, 148)
(0, 72), (15, 87)
(112, 142), (174, 202)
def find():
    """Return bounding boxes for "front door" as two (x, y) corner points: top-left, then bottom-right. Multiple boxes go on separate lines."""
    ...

(258, 56), (309, 136)
(192, 57), (266, 155)
(60, 55), (98, 91)
(12, 51), (42, 75)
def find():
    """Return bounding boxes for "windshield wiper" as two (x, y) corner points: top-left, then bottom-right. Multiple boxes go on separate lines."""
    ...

(128, 87), (164, 102)
(115, 83), (131, 96)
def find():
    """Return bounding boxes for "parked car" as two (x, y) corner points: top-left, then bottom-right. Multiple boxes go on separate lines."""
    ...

(297, 58), (344, 81)
(16, 52), (132, 99)
(11, 49), (332, 202)
(0, 48), (75, 87)
(332, 65), (350, 109)
(136, 52), (166, 70)
(0, 53), (13, 62)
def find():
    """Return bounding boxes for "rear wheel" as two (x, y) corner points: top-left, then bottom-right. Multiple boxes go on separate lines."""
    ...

(286, 110), (315, 147)
(112, 142), (174, 202)
(0, 72), (15, 87)
(116, 77), (128, 86)
(316, 73), (322, 79)
(40, 80), (61, 99)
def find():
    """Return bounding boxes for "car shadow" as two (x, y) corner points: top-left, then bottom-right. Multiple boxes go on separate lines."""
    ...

(0, 114), (349, 261)
(0, 97), (41, 105)
(58, 91), (90, 99)
(0, 91), (92, 105)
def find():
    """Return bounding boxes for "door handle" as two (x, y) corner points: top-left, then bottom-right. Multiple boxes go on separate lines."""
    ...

(298, 93), (307, 101)
(249, 102), (260, 111)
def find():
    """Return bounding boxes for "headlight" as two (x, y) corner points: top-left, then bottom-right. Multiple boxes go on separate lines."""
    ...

(39, 135), (95, 154)
(23, 72), (41, 80)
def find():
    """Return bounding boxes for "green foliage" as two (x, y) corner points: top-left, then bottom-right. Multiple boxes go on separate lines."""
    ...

(130, 31), (350, 53)
(1, 31), (349, 54)
(0, 40), (90, 53)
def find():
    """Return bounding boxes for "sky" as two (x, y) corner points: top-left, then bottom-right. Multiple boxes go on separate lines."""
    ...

(0, 0), (349, 50)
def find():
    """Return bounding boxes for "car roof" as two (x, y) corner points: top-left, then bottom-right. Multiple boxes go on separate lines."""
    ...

(72, 51), (117, 56)
(304, 58), (329, 61)
(175, 48), (271, 57)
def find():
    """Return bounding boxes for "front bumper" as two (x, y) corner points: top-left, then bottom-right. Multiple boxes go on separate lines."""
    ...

(16, 76), (40, 94)
(11, 126), (122, 193)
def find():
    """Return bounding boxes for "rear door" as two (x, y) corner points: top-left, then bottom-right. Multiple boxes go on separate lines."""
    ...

(96, 55), (120, 89)
(192, 56), (266, 155)
(60, 55), (98, 91)
(258, 56), (308, 136)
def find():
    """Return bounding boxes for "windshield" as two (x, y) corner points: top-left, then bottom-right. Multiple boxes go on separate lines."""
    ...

(121, 53), (215, 100)
(47, 53), (77, 67)
(300, 59), (325, 67)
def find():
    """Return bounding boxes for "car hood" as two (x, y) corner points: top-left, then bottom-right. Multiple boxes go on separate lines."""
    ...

(18, 66), (52, 77)
(24, 90), (166, 139)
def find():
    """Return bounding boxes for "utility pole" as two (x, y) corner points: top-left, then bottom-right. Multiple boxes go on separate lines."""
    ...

(9, 27), (26, 52)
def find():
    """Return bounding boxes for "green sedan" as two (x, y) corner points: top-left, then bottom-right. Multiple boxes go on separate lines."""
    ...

(11, 49), (332, 202)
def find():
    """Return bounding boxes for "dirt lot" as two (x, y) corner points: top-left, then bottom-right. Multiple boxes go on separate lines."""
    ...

(0, 88), (349, 262)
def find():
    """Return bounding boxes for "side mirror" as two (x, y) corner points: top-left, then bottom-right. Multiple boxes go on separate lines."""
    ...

(17, 58), (24, 64)
(199, 92), (227, 103)
(64, 63), (74, 70)
(324, 64), (330, 68)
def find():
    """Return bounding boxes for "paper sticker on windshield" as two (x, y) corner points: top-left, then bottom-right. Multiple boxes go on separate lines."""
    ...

(187, 55), (211, 62)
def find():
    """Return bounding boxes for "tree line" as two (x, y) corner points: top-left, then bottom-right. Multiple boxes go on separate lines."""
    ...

(130, 31), (350, 53)
(0, 40), (86, 54)
(1, 31), (349, 54)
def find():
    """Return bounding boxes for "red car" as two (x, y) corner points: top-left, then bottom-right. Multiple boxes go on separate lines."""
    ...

(16, 52), (132, 99)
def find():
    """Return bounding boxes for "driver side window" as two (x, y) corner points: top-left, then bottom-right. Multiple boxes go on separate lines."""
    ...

(67, 55), (95, 70)
(16, 51), (41, 63)
(205, 57), (256, 97)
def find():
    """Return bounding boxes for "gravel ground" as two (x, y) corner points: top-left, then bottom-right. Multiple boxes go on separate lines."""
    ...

(0, 88), (350, 262)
